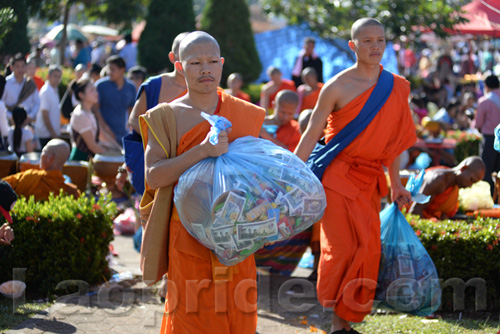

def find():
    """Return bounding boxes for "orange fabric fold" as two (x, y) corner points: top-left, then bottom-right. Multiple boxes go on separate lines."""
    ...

(300, 82), (324, 112)
(265, 79), (296, 109)
(317, 66), (417, 323)
(422, 185), (459, 219)
(161, 91), (265, 334)
(2, 169), (80, 201)
(276, 120), (301, 152)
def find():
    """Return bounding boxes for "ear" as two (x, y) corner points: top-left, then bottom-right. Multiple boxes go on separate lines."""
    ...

(220, 57), (225, 65)
(175, 61), (183, 74)
(348, 40), (355, 51)
(168, 51), (175, 65)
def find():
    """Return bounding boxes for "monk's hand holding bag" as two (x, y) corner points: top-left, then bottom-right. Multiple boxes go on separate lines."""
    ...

(376, 171), (441, 316)
(174, 113), (327, 266)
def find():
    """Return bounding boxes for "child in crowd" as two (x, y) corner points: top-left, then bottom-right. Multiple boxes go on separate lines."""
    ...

(69, 78), (106, 161)
(7, 107), (33, 157)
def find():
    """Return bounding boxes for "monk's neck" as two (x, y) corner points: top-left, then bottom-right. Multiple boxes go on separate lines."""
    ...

(353, 63), (381, 82)
(170, 72), (186, 89)
(187, 92), (219, 115)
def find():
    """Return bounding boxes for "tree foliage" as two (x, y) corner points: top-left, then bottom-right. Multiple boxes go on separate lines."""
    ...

(260, 0), (466, 39)
(138, 0), (195, 74)
(200, 0), (262, 85)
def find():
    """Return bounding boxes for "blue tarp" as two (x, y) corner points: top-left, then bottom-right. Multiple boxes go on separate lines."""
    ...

(253, 25), (399, 83)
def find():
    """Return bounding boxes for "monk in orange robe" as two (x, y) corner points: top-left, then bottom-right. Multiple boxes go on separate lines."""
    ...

(295, 18), (416, 333)
(260, 66), (296, 112)
(142, 32), (265, 334)
(3, 139), (79, 201)
(225, 73), (251, 102)
(260, 90), (301, 152)
(409, 156), (485, 219)
(297, 67), (324, 116)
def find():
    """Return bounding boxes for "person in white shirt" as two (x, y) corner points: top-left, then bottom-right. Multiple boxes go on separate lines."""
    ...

(1, 53), (40, 123)
(0, 75), (10, 147)
(35, 66), (62, 149)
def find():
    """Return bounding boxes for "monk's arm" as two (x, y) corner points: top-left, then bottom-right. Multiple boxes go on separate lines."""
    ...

(388, 156), (411, 207)
(129, 91), (148, 133)
(293, 82), (333, 161)
(144, 128), (230, 189)
(260, 85), (270, 111)
(409, 178), (443, 216)
(259, 128), (288, 149)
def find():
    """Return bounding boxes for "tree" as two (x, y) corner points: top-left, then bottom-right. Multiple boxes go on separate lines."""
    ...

(260, 0), (466, 40)
(138, 0), (195, 74)
(0, 0), (31, 58)
(200, 0), (262, 85)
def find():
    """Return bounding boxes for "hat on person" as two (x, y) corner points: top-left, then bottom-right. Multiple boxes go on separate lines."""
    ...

(0, 180), (17, 223)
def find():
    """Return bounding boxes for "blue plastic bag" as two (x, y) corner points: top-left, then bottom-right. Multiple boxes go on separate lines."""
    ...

(375, 171), (441, 316)
(174, 114), (326, 266)
(494, 123), (500, 152)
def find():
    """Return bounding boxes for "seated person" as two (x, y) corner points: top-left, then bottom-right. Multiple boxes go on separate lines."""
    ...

(2, 139), (80, 201)
(225, 73), (250, 102)
(409, 156), (485, 219)
(260, 66), (296, 112)
(259, 90), (301, 151)
(432, 98), (460, 131)
(69, 78), (107, 161)
(296, 67), (323, 117)
(0, 180), (16, 246)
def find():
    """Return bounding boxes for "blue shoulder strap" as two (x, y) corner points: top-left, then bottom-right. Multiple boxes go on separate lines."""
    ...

(307, 69), (394, 179)
(136, 75), (162, 110)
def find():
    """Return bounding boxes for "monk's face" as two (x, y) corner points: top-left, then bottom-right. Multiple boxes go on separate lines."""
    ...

(276, 101), (296, 126)
(457, 167), (485, 188)
(349, 25), (386, 65)
(178, 41), (223, 94)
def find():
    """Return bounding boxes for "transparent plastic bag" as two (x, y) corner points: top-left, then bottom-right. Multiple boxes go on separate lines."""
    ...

(375, 171), (441, 316)
(174, 136), (326, 266)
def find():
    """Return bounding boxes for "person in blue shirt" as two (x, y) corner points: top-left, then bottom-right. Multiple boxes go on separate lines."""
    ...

(95, 56), (136, 147)
(72, 39), (90, 69)
(432, 98), (460, 131)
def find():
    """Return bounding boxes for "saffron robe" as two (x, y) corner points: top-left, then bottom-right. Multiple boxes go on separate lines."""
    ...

(2, 169), (80, 201)
(317, 68), (416, 323)
(143, 91), (265, 334)
(276, 120), (301, 152)
(264, 79), (296, 109)
(300, 82), (324, 112)
(422, 166), (459, 219)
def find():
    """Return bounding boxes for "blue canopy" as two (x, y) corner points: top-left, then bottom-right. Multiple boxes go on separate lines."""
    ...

(253, 25), (399, 83)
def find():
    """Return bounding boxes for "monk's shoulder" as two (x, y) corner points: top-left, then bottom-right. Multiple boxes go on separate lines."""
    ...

(390, 73), (411, 97)
(424, 169), (452, 194)
(225, 93), (265, 119)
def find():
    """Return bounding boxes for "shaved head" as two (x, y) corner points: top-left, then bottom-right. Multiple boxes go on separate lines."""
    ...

(351, 18), (384, 40)
(457, 156), (486, 172)
(276, 89), (299, 106)
(179, 31), (220, 61)
(172, 32), (190, 57)
(40, 139), (70, 171)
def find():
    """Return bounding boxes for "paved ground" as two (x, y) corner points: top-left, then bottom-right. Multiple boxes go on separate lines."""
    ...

(6, 235), (333, 334)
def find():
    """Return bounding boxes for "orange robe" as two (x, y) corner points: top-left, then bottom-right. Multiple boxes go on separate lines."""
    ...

(317, 67), (416, 323)
(264, 79), (296, 109)
(276, 120), (301, 152)
(235, 91), (251, 103)
(300, 82), (324, 112)
(146, 91), (265, 334)
(418, 167), (459, 219)
(2, 169), (80, 201)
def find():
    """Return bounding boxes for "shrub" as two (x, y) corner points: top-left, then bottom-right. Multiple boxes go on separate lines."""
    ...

(407, 213), (500, 311)
(447, 130), (481, 163)
(0, 192), (116, 297)
(242, 83), (263, 105)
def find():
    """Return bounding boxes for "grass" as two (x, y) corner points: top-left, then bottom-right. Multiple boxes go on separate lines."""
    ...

(349, 313), (500, 334)
(0, 298), (51, 333)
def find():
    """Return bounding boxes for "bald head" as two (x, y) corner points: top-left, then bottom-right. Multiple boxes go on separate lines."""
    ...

(298, 109), (313, 134)
(457, 156), (486, 171)
(178, 31), (220, 61)
(40, 139), (70, 171)
(455, 156), (486, 188)
(172, 32), (190, 57)
(275, 89), (299, 106)
(351, 18), (384, 40)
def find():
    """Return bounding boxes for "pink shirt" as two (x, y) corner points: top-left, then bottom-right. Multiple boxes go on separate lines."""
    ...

(475, 90), (500, 135)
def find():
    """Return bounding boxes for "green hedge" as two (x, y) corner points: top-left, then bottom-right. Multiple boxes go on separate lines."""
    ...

(407, 213), (500, 311)
(0, 192), (116, 297)
(447, 130), (481, 163)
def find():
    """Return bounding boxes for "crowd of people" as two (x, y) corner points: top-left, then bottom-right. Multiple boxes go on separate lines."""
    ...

(0, 17), (499, 334)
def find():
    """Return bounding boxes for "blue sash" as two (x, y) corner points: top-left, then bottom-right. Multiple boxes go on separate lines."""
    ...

(123, 75), (163, 195)
(307, 69), (394, 180)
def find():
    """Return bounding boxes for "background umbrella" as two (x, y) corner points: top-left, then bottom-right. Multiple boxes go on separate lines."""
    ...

(81, 25), (119, 37)
(41, 23), (87, 43)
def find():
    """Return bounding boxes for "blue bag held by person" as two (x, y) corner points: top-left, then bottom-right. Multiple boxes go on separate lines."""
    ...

(307, 69), (393, 180)
(174, 113), (327, 266)
(375, 171), (441, 316)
